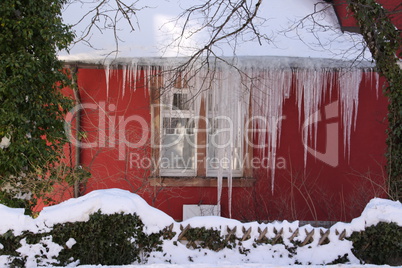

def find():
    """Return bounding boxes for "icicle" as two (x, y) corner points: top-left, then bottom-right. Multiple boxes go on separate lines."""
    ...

(372, 70), (380, 99)
(104, 63), (110, 98)
(145, 65), (151, 93)
(95, 56), (371, 213)
(181, 65), (251, 216)
(295, 68), (343, 168)
(250, 67), (291, 193)
(133, 61), (138, 92)
(339, 70), (362, 160)
(375, 71), (379, 98)
(122, 65), (127, 97)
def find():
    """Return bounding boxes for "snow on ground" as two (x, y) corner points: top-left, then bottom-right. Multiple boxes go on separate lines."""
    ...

(0, 189), (401, 267)
(58, 264), (399, 268)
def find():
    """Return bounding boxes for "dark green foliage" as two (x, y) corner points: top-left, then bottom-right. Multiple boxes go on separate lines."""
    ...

(0, 230), (21, 256)
(184, 227), (232, 251)
(0, 230), (43, 267)
(51, 210), (163, 266)
(0, 212), (400, 266)
(0, 0), (74, 211)
(161, 226), (176, 240)
(350, 222), (402, 265)
(349, 0), (402, 201)
(0, 192), (29, 212)
(326, 254), (349, 265)
(0, 211), (164, 266)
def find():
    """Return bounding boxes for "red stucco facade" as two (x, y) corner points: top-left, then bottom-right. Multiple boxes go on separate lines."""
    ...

(54, 1), (401, 222)
(58, 66), (389, 222)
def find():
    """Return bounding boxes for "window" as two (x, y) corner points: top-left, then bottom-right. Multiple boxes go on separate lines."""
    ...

(159, 89), (196, 176)
(154, 83), (250, 179)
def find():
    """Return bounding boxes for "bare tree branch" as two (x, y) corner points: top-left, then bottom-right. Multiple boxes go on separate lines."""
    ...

(149, 0), (271, 101)
(64, 0), (149, 54)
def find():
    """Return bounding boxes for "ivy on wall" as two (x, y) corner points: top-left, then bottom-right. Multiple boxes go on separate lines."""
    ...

(349, 0), (402, 201)
(0, 0), (74, 212)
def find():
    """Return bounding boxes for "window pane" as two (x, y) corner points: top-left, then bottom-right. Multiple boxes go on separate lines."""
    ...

(162, 118), (194, 135)
(207, 136), (242, 171)
(160, 118), (195, 171)
(162, 92), (192, 111)
(207, 117), (242, 173)
(173, 93), (190, 110)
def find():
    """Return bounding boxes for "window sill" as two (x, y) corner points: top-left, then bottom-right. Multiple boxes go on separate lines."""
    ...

(149, 177), (256, 187)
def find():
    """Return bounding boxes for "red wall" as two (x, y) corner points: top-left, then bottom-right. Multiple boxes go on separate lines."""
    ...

(76, 68), (151, 192)
(333, 0), (402, 30)
(62, 67), (388, 222)
(246, 72), (388, 222)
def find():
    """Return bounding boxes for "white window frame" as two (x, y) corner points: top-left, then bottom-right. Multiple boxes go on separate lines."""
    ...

(159, 88), (197, 177)
(158, 88), (244, 178)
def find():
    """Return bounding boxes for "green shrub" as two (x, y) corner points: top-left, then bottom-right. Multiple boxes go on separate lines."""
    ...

(50, 210), (163, 266)
(0, 211), (164, 267)
(350, 222), (402, 265)
(184, 227), (232, 251)
(0, 217), (229, 267)
(0, 230), (20, 256)
(0, 230), (46, 267)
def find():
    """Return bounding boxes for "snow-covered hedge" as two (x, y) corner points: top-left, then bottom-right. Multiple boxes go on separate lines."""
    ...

(0, 189), (400, 267)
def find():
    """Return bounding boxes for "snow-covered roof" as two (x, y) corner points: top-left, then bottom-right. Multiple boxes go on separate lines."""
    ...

(60, 0), (371, 62)
(62, 55), (376, 71)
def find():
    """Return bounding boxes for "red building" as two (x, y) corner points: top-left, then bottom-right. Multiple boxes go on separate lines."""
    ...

(57, 1), (400, 222)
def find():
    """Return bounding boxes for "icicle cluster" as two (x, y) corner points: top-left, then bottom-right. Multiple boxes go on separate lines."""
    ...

(92, 57), (376, 216)
(248, 68), (292, 193)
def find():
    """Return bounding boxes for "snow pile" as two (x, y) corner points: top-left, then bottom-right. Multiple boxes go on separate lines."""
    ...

(358, 197), (402, 226)
(0, 205), (30, 235)
(34, 189), (174, 234)
(0, 189), (400, 267)
(0, 189), (174, 235)
(331, 197), (402, 237)
(17, 236), (65, 267)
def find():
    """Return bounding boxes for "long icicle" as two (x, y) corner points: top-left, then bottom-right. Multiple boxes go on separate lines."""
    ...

(99, 58), (374, 214)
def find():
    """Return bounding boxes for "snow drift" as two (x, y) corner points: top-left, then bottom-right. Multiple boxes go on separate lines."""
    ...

(0, 189), (400, 267)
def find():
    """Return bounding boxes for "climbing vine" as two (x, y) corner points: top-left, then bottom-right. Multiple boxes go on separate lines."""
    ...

(349, 0), (402, 201)
(0, 0), (74, 213)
